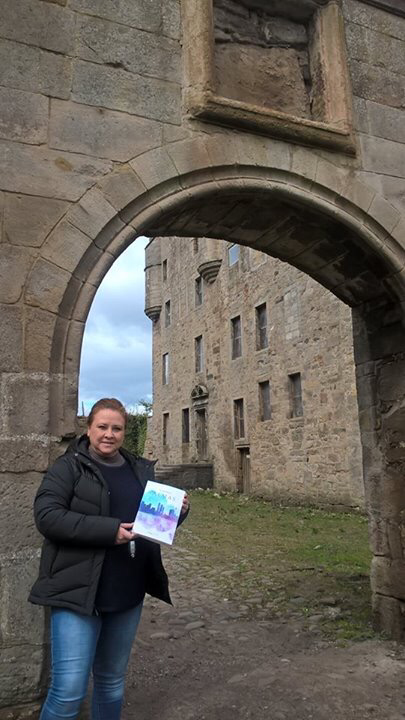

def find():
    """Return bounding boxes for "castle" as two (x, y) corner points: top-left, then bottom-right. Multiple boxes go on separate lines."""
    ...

(144, 236), (364, 508)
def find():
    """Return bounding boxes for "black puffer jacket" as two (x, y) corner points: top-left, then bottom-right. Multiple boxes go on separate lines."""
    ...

(29, 437), (172, 615)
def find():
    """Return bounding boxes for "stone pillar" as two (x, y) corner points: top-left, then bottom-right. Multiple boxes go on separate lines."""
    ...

(352, 299), (405, 639)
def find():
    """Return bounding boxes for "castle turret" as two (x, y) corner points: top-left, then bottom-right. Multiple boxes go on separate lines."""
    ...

(144, 237), (162, 321)
(197, 237), (222, 283)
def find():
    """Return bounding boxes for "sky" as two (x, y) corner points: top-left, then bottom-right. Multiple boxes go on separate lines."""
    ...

(78, 236), (152, 415)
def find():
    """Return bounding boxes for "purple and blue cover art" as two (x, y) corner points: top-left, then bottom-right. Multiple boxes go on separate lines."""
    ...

(133, 480), (185, 545)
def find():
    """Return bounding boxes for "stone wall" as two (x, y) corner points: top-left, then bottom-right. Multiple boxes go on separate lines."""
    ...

(146, 237), (364, 509)
(344, 0), (405, 213)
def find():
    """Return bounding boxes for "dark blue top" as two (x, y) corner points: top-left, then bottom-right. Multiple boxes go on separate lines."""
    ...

(94, 459), (146, 613)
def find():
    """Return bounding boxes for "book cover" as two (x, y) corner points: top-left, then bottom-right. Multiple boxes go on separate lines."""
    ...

(133, 480), (185, 545)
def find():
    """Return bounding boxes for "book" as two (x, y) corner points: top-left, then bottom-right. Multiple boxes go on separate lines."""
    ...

(132, 480), (185, 545)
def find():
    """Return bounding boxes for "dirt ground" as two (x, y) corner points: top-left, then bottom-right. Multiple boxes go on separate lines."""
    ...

(123, 545), (405, 720)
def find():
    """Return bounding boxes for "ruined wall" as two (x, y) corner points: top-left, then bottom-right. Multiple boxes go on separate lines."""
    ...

(213, 0), (312, 118)
(147, 237), (364, 509)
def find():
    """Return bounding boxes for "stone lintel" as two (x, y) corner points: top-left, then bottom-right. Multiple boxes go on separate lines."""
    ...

(188, 92), (356, 155)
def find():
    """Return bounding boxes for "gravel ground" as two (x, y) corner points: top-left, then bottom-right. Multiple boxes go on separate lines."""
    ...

(123, 545), (405, 720)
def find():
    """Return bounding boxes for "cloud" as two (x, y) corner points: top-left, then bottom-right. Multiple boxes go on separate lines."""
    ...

(79, 237), (152, 414)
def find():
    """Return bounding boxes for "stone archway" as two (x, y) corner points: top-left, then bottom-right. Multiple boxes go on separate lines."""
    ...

(3, 137), (405, 713)
(36, 149), (405, 644)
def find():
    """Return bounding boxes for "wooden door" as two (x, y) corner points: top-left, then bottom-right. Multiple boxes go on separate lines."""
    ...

(196, 408), (208, 459)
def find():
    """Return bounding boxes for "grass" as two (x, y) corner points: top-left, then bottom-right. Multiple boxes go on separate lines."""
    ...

(176, 490), (375, 642)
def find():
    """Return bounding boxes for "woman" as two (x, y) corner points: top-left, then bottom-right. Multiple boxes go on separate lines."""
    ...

(29, 397), (189, 720)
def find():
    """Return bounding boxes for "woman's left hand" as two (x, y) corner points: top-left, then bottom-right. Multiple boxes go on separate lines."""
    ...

(181, 493), (190, 515)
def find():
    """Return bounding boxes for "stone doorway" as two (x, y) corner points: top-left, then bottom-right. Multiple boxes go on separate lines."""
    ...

(237, 447), (251, 494)
(196, 409), (208, 461)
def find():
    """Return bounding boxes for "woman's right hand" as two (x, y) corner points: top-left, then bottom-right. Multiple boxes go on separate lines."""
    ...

(115, 523), (135, 545)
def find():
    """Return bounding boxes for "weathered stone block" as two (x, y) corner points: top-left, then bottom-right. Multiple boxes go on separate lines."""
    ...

(24, 307), (57, 372)
(371, 556), (405, 599)
(0, 140), (113, 201)
(0, 305), (23, 372)
(365, 100), (405, 145)
(39, 49), (72, 99)
(0, 87), (48, 144)
(65, 188), (118, 241)
(103, 225), (137, 260)
(0, 437), (49, 473)
(97, 167), (146, 212)
(0, 245), (35, 303)
(367, 195), (401, 235)
(25, 258), (71, 312)
(368, 516), (389, 556)
(378, 359), (405, 404)
(4, 373), (50, 435)
(377, 176), (405, 215)
(167, 138), (212, 176)
(215, 44), (311, 118)
(4, 194), (68, 247)
(69, 0), (161, 33)
(344, 21), (369, 63)
(72, 281), (98, 323)
(76, 15), (181, 84)
(351, 96), (370, 134)
(0, 0), (75, 54)
(372, 593), (405, 641)
(72, 243), (104, 283)
(0, 39), (71, 99)
(360, 134), (405, 178)
(351, 60), (405, 109)
(343, 0), (405, 43)
(41, 220), (92, 273)
(0, 641), (45, 706)
(162, 0), (181, 40)
(49, 100), (162, 162)
(0, 475), (42, 552)
(129, 146), (178, 190)
(72, 60), (181, 124)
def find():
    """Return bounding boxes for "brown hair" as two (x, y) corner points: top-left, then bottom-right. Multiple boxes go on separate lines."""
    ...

(87, 398), (127, 428)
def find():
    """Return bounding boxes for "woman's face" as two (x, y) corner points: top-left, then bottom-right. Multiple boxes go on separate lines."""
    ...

(87, 409), (125, 458)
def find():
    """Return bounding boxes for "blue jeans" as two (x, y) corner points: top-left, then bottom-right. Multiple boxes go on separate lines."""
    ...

(39, 603), (143, 720)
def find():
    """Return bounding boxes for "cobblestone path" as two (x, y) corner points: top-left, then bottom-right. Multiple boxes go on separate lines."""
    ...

(123, 545), (405, 720)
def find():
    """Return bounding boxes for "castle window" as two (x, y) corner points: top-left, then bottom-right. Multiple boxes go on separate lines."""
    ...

(228, 244), (239, 266)
(233, 398), (245, 439)
(164, 300), (171, 327)
(193, 238), (199, 254)
(195, 276), (203, 307)
(182, 408), (190, 444)
(162, 353), (169, 385)
(259, 381), (271, 421)
(231, 315), (242, 359)
(195, 335), (203, 373)
(255, 303), (268, 350)
(289, 373), (303, 417)
(162, 259), (167, 282)
(163, 412), (169, 445)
